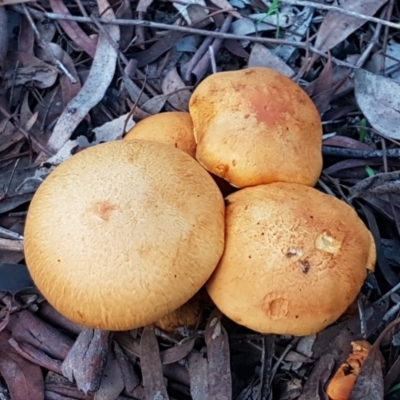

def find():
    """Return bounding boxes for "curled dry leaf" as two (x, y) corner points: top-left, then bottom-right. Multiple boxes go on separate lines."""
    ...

(0, 6), (7, 76)
(94, 351), (124, 400)
(115, 0), (134, 51)
(161, 68), (192, 111)
(45, 0), (120, 155)
(314, 0), (388, 52)
(354, 69), (400, 140)
(326, 340), (372, 400)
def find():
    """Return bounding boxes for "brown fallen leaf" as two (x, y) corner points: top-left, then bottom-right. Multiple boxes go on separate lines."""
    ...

(354, 69), (400, 140)
(49, 0), (97, 57)
(210, 0), (241, 18)
(115, 0), (134, 51)
(348, 171), (400, 201)
(161, 68), (192, 111)
(201, 312), (232, 400)
(0, 329), (45, 400)
(140, 325), (169, 400)
(314, 0), (388, 52)
(44, 0), (120, 155)
(18, 15), (34, 55)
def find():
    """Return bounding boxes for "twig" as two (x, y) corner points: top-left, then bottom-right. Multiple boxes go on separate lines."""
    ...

(322, 146), (400, 159)
(22, 11), (356, 68)
(22, 4), (78, 84)
(280, 0), (400, 30)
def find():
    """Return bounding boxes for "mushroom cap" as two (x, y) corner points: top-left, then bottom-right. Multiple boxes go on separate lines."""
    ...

(206, 183), (375, 336)
(24, 140), (225, 331)
(124, 112), (196, 158)
(155, 292), (201, 333)
(189, 67), (323, 188)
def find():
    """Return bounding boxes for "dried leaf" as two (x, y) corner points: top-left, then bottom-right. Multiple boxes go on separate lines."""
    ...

(188, 351), (209, 400)
(348, 171), (400, 201)
(4, 63), (58, 89)
(115, 0), (134, 51)
(45, 0), (120, 154)
(160, 337), (196, 365)
(231, 12), (292, 36)
(354, 69), (400, 140)
(94, 350), (124, 400)
(0, 329), (45, 400)
(140, 325), (169, 400)
(210, 0), (241, 18)
(161, 68), (191, 111)
(61, 329), (110, 394)
(322, 136), (373, 150)
(306, 55), (334, 114)
(173, 0), (207, 24)
(274, 7), (314, 62)
(248, 43), (294, 77)
(350, 346), (384, 399)
(204, 314), (232, 400)
(49, 0), (97, 57)
(137, 0), (153, 12)
(0, 119), (23, 152)
(18, 16), (34, 54)
(0, 6), (7, 75)
(314, 0), (388, 52)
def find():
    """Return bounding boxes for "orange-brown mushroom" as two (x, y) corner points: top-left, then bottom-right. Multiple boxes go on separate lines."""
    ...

(206, 182), (376, 336)
(124, 111), (196, 157)
(189, 67), (323, 188)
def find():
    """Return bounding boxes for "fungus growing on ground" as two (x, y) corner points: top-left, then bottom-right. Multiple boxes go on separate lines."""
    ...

(124, 111), (196, 157)
(189, 67), (323, 188)
(24, 140), (225, 331)
(206, 182), (376, 336)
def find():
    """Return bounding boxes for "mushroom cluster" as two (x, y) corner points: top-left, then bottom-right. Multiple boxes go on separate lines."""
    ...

(24, 66), (376, 337)
(189, 67), (375, 336)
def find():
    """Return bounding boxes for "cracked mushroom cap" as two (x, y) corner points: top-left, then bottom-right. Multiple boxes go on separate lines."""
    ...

(189, 67), (323, 188)
(206, 183), (376, 336)
(24, 140), (225, 331)
(124, 112), (196, 157)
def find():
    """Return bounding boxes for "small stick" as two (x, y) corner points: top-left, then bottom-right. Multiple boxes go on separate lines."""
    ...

(322, 146), (400, 159)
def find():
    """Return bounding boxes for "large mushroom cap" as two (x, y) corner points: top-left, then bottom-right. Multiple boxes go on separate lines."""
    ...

(206, 183), (375, 336)
(24, 140), (225, 331)
(189, 67), (323, 188)
(124, 112), (196, 157)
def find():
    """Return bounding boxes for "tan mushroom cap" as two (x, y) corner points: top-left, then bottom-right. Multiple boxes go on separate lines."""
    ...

(189, 67), (323, 188)
(124, 112), (196, 158)
(206, 183), (376, 336)
(24, 140), (225, 331)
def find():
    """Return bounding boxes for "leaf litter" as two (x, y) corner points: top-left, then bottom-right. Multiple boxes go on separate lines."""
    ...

(1, 0), (400, 399)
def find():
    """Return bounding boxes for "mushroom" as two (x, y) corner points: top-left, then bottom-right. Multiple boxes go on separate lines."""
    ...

(124, 111), (196, 157)
(189, 67), (323, 188)
(24, 140), (225, 331)
(155, 292), (201, 333)
(326, 340), (372, 400)
(206, 182), (376, 336)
